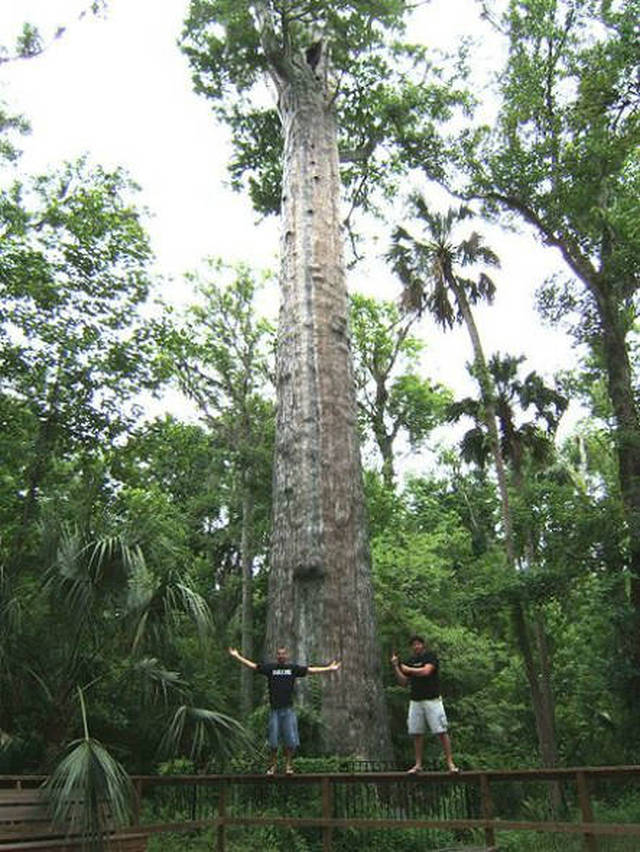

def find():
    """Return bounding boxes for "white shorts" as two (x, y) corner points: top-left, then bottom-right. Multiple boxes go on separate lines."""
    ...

(407, 698), (448, 735)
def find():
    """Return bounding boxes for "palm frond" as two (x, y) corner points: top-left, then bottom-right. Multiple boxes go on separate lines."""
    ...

(130, 656), (185, 704)
(175, 582), (214, 640)
(446, 397), (483, 423)
(44, 689), (133, 851)
(427, 273), (457, 328)
(159, 704), (255, 768)
(458, 230), (500, 269)
(131, 609), (150, 654)
(129, 573), (213, 653)
(460, 273), (496, 305)
(460, 426), (492, 469)
(44, 528), (139, 624)
(399, 279), (427, 316)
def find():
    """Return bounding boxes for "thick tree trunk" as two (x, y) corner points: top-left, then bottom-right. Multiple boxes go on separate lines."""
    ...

(265, 58), (391, 758)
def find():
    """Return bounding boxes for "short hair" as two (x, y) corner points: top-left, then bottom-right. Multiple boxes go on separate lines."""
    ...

(409, 635), (425, 645)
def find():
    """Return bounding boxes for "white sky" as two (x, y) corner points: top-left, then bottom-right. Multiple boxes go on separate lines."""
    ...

(0, 0), (583, 469)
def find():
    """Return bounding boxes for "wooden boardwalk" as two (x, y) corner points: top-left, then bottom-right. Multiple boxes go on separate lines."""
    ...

(3, 766), (640, 851)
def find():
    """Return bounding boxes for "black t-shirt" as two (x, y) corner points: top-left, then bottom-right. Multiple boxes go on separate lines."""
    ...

(405, 651), (440, 700)
(257, 662), (308, 709)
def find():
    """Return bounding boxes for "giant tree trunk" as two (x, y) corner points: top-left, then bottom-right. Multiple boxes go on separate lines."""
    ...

(263, 45), (391, 758)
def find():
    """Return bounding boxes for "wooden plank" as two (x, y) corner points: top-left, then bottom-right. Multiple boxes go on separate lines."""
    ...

(206, 815), (640, 836)
(0, 825), (58, 839)
(479, 772), (495, 849)
(321, 776), (332, 852)
(0, 832), (149, 851)
(0, 792), (45, 804)
(115, 765), (640, 784)
(0, 805), (51, 824)
(576, 770), (598, 852)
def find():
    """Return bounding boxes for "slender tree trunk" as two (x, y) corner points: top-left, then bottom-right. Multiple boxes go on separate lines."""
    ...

(513, 464), (561, 793)
(451, 280), (515, 561)
(533, 610), (560, 761)
(12, 401), (60, 572)
(596, 289), (640, 699)
(506, 206), (640, 701)
(512, 603), (562, 813)
(378, 437), (395, 490)
(263, 48), (391, 758)
(240, 485), (254, 717)
(452, 278), (563, 777)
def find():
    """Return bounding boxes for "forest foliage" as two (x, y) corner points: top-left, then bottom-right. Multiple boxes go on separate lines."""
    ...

(0, 0), (638, 817)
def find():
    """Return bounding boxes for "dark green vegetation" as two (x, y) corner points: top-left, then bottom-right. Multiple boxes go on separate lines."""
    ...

(1, 0), (639, 849)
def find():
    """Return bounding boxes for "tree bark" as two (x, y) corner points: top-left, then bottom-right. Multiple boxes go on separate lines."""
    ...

(451, 274), (562, 778)
(596, 288), (640, 702)
(486, 193), (640, 697)
(450, 278), (516, 563)
(240, 485), (254, 717)
(263, 49), (391, 758)
(513, 602), (562, 813)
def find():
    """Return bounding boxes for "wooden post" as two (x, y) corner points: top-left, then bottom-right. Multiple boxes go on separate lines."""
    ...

(216, 781), (227, 852)
(132, 779), (142, 826)
(479, 772), (496, 849)
(576, 770), (598, 852)
(322, 776), (333, 852)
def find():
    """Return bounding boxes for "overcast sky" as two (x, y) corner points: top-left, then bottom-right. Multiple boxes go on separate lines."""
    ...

(0, 0), (582, 464)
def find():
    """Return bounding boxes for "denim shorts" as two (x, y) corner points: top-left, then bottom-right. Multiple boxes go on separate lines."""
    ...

(267, 707), (300, 749)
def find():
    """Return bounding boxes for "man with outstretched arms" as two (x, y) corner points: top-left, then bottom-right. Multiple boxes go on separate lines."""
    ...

(229, 645), (340, 775)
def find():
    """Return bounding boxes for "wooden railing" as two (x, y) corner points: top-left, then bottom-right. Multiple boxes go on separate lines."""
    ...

(3, 766), (640, 851)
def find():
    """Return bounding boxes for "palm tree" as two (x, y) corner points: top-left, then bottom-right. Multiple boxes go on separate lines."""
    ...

(449, 353), (567, 493)
(388, 197), (515, 562)
(389, 199), (564, 788)
(34, 524), (216, 756)
(44, 687), (134, 851)
(448, 354), (568, 791)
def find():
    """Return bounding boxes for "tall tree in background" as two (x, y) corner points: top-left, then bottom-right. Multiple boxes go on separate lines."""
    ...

(0, 158), (155, 569)
(160, 263), (275, 716)
(433, 0), (640, 692)
(350, 293), (452, 488)
(388, 199), (514, 557)
(449, 354), (568, 786)
(389, 200), (564, 775)
(181, 0), (465, 756)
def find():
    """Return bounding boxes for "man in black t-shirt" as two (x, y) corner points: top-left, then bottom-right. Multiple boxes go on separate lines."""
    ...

(391, 635), (458, 774)
(229, 645), (340, 774)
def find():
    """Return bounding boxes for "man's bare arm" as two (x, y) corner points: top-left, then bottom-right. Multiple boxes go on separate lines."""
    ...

(308, 660), (341, 674)
(228, 647), (258, 670)
(391, 652), (409, 686)
(399, 662), (435, 677)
